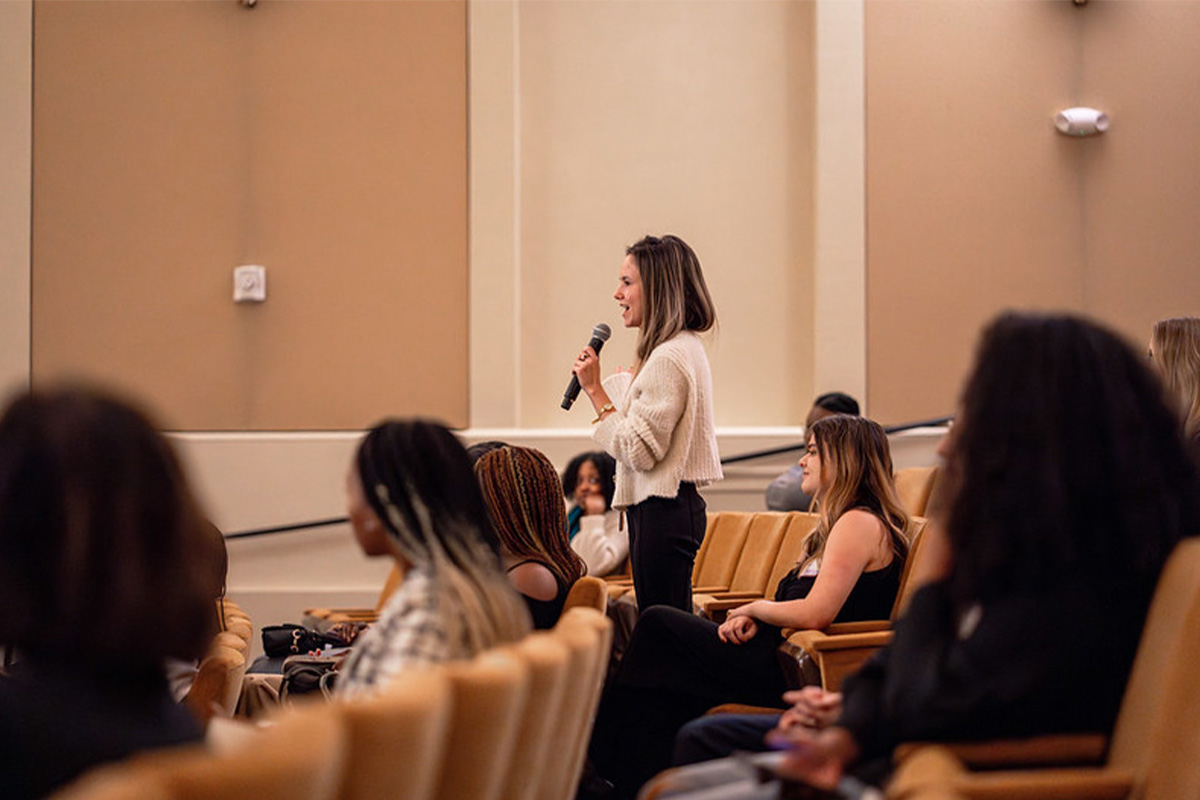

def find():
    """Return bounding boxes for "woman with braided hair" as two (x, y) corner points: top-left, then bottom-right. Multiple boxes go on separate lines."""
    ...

(336, 419), (530, 698)
(476, 445), (586, 628)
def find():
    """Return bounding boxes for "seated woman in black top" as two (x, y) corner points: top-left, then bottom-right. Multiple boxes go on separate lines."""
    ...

(588, 414), (911, 798)
(476, 445), (586, 629)
(0, 387), (227, 800)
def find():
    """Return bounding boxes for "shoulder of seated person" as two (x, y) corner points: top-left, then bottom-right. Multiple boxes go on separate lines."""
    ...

(507, 560), (560, 601)
(829, 508), (886, 538)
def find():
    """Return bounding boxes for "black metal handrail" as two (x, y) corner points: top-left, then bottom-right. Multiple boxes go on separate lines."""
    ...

(222, 414), (952, 540)
(719, 415), (953, 465)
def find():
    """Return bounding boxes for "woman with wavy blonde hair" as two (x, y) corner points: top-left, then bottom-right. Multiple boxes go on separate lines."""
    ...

(336, 420), (530, 699)
(475, 445), (586, 628)
(791, 415), (909, 577)
(1150, 316), (1200, 444)
(587, 415), (911, 798)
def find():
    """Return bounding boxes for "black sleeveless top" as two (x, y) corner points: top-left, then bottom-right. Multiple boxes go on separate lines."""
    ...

(508, 559), (571, 630)
(774, 555), (903, 623)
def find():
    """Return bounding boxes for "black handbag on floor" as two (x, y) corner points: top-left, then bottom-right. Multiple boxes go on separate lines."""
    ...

(261, 624), (337, 658)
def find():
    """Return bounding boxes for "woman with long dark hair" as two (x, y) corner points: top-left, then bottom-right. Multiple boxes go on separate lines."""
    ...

(770, 312), (1200, 791)
(336, 420), (530, 698)
(587, 415), (911, 798)
(571, 234), (723, 613)
(0, 387), (225, 800)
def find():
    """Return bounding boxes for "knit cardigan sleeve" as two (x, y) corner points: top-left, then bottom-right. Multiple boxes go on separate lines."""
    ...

(593, 349), (689, 473)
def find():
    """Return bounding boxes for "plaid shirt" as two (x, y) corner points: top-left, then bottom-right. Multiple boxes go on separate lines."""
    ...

(336, 566), (463, 698)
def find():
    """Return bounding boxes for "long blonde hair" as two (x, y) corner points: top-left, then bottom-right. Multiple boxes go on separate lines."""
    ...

(800, 415), (910, 569)
(627, 234), (716, 367)
(1152, 316), (1200, 439)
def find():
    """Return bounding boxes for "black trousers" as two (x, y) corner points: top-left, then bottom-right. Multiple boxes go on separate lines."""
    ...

(626, 482), (707, 614)
(589, 606), (792, 798)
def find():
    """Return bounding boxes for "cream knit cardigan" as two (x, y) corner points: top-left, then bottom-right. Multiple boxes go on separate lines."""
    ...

(593, 331), (723, 509)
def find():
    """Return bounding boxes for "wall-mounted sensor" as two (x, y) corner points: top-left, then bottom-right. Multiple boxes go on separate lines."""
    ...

(1055, 107), (1109, 137)
(233, 265), (266, 303)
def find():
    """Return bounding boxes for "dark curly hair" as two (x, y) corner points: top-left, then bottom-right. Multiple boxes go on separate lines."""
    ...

(561, 450), (617, 511)
(942, 312), (1200, 607)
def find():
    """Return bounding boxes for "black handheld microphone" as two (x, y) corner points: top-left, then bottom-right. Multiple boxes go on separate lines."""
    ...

(561, 322), (612, 410)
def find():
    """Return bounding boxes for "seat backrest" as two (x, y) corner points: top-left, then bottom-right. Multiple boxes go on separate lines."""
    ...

(690, 512), (720, 578)
(762, 512), (820, 595)
(894, 466), (939, 518)
(375, 563), (404, 611)
(891, 517), (929, 619)
(500, 633), (572, 800)
(142, 703), (345, 800)
(1108, 538), (1200, 797)
(335, 666), (452, 800)
(221, 617), (252, 645)
(183, 644), (246, 726)
(432, 648), (530, 800)
(211, 630), (247, 656)
(722, 512), (792, 595)
(562, 575), (608, 614)
(537, 608), (611, 800)
(691, 512), (754, 588)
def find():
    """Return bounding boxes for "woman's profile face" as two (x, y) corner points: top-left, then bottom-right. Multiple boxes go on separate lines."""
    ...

(346, 462), (389, 557)
(799, 436), (824, 497)
(614, 254), (644, 328)
(573, 459), (604, 505)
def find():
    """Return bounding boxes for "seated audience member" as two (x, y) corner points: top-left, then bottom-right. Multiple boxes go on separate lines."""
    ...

(0, 387), (226, 800)
(765, 392), (860, 511)
(476, 445), (587, 629)
(562, 450), (627, 576)
(465, 438), (508, 465)
(587, 414), (911, 799)
(336, 420), (530, 698)
(166, 519), (230, 702)
(656, 312), (1200, 798)
(1149, 315), (1200, 458)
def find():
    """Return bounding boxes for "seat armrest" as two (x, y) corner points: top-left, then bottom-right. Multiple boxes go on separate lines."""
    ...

(888, 746), (1131, 800)
(821, 620), (891, 636)
(699, 596), (765, 612)
(786, 629), (895, 653)
(691, 584), (732, 594)
(705, 703), (783, 716)
(893, 734), (1109, 770)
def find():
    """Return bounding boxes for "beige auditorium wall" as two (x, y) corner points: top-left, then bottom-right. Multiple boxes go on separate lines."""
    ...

(0, 1), (30, 399)
(471, 0), (818, 430)
(32, 0), (468, 431)
(1082, 1), (1200, 340)
(865, 0), (1085, 424)
(866, 0), (1200, 424)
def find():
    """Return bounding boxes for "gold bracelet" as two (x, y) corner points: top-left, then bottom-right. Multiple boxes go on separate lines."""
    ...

(592, 403), (615, 424)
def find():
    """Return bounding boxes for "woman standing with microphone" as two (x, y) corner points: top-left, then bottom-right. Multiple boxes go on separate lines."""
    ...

(572, 234), (722, 613)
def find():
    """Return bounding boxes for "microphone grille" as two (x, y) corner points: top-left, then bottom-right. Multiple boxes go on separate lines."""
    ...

(592, 323), (612, 342)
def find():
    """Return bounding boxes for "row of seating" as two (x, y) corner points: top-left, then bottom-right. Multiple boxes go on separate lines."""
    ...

(604, 506), (932, 691)
(51, 598), (613, 800)
(641, 537), (1200, 800)
(183, 598), (253, 725)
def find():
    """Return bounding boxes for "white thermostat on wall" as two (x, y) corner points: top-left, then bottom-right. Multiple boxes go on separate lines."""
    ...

(233, 265), (267, 303)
